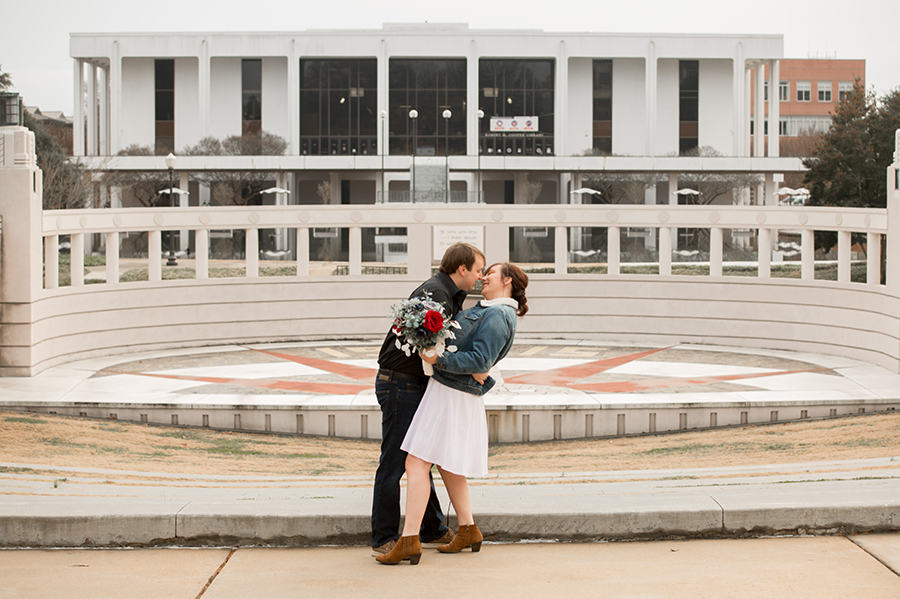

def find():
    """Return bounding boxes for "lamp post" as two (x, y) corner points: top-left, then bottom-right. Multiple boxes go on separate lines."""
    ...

(409, 109), (418, 203)
(476, 109), (484, 203)
(165, 152), (178, 266)
(442, 109), (452, 202)
(380, 109), (386, 203)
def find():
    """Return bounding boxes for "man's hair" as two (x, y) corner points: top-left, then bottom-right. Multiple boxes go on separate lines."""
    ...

(439, 242), (485, 274)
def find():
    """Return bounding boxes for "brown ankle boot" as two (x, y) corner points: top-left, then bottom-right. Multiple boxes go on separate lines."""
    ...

(437, 524), (483, 553)
(375, 535), (422, 565)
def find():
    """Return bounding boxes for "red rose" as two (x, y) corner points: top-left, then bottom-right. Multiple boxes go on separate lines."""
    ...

(423, 310), (444, 332)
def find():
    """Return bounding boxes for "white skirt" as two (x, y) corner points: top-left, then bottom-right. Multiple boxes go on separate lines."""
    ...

(401, 377), (488, 478)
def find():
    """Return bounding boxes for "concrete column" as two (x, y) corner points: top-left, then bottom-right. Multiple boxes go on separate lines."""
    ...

(732, 44), (745, 156)
(867, 232), (882, 286)
(73, 60), (84, 157)
(195, 229), (209, 279)
(754, 62), (764, 158)
(744, 66), (752, 157)
(668, 172), (678, 250)
(801, 228), (814, 280)
(467, 39), (479, 157)
(659, 226), (672, 275)
(554, 226), (567, 274)
(710, 227), (723, 277)
(98, 66), (109, 156)
(407, 224), (432, 281)
(757, 227), (771, 278)
(349, 226), (362, 276)
(296, 227), (309, 276)
(0, 127), (42, 375)
(246, 229), (259, 277)
(86, 63), (97, 156)
(105, 232), (119, 284)
(608, 226), (620, 275)
(645, 42), (657, 155)
(556, 40), (567, 155)
(70, 233), (84, 287)
(199, 38), (210, 140)
(179, 172), (189, 253)
(110, 41), (120, 153)
(764, 172), (776, 206)
(44, 235), (58, 289)
(148, 230), (162, 281)
(837, 230), (851, 283)
(768, 60), (780, 157)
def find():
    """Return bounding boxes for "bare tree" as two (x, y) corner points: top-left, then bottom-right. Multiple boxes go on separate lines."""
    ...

(100, 144), (170, 208)
(676, 146), (762, 206)
(182, 131), (287, 206)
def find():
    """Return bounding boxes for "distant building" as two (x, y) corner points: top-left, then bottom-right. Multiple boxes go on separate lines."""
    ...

(750, 58), (865, 154)
(25, 106), (74, 154)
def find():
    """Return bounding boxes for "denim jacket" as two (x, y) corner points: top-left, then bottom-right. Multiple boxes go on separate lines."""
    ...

(431, 298), (518, 396)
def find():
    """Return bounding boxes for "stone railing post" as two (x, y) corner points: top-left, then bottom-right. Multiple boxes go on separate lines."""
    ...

(0, 126), (42, 376)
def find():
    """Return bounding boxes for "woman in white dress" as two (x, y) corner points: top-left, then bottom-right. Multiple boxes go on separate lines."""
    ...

(376, 263), (529, 565)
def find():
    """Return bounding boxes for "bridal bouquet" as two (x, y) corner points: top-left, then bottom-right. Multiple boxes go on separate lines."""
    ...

(389, 291), (460, 376)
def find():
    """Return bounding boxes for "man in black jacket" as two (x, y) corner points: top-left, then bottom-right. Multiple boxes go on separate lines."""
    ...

(371, 242), (485, 556)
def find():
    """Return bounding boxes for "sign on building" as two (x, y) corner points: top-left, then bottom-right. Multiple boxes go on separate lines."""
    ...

(490, 116), (539, 132)
(433, 226), (485, 261)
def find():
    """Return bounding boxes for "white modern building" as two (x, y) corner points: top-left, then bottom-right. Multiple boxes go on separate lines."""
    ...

(71, 24), (800, 196)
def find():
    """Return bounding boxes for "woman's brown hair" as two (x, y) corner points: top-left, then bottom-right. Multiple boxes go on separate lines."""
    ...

(489, 262), (529, 317)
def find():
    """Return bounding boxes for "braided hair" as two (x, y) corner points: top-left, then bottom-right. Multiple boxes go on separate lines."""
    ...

(490, 262), (529, 317)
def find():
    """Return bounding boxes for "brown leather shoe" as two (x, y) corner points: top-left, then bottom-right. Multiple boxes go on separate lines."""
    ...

(371, 539), (396, 557)
(422, 528), (456, 548)
(376, 535), (423, 565)
(437, 524), (483, 553)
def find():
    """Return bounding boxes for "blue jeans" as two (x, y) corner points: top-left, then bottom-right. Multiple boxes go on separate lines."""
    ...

(371, 373), (449, 548)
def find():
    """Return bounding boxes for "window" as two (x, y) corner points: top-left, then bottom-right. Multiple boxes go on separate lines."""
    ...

(479, 59), (555, 156)
(797, 81), (811, 102)
(390, 59), (466, 156)
(839, 82), (853, 101)
(779, 81), (789, 102)
(300, 59), (378, 156)
(764, 81), (768, 102)
(679, 60), (699, 154)
(242, 59), (262, 135)
(779, 120), (788, 135)
(817, 81), (832, 102)
(155, 59), (175, 155)
(592, 60), (612, 154)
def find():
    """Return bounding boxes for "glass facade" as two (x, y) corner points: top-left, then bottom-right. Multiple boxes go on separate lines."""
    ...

(300, 59), (378, 156)
(242, 59), (262, 135)
(592, 60), (612, 154)
(679, 60), (699, 154)
(479, 59), (554, 156)
(155, 59), (174, 155)
(389, 59), (466, 155)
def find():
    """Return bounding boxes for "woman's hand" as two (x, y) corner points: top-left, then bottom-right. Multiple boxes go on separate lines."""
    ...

(419, 348), (439, 365)
(471, 371), (490, 384)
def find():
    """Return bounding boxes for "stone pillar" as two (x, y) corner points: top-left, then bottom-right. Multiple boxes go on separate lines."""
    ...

(645, 41), (657, 155)
(768, 60), (780, 157)
(754, 62), (765, 158)
(179, 172), (189, 253)
(0, 127), (42, 375)
(73, 60), (85, 157)
(86, 63), (97, 156)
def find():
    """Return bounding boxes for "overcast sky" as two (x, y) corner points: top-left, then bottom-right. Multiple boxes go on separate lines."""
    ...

(2, 0), (897, 114)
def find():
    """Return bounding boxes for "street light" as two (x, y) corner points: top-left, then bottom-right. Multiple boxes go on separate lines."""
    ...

(409, 109), (418, 203)
(380, 110), (386, 203)
(165, 152), (178, 266)
(442, 109), (452, 202)
(476, 109), (484, 203)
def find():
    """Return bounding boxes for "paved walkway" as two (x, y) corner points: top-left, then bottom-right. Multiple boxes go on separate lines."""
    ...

(2, 341), (900, 596)
(2, 535), (900, 598)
